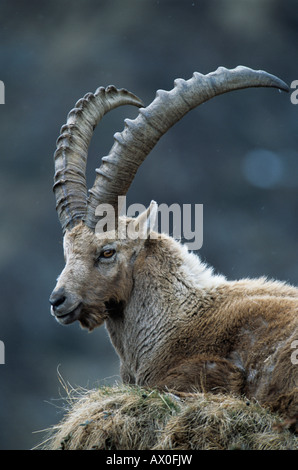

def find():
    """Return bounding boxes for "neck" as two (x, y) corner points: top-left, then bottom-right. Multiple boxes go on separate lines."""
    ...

(105, 234), (226, 385)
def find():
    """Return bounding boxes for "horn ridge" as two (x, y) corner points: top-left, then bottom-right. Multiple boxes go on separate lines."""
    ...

(53, 86), (144, 232)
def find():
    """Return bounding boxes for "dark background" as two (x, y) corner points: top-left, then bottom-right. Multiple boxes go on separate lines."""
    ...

(0, 0), (297, 449)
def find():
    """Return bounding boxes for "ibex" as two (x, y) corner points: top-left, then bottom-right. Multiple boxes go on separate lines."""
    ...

(50, 66), (297, 418)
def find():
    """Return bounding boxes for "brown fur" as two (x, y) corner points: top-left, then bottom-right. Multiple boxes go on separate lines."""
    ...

(51, 208), (298, 419)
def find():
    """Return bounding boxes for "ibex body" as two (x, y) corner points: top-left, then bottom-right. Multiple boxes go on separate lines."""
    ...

(50, 67), (298, 418)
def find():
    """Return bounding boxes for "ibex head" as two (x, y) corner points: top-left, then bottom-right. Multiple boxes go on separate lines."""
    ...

(50, 67), (288, 331)
(50, 203), (157, 330)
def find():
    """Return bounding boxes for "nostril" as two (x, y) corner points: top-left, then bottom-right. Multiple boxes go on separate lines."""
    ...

(51, 295), (66, 308)
(49, 288), (66, 309)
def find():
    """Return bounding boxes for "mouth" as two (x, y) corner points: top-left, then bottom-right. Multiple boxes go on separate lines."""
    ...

(51, 302), (82, 325)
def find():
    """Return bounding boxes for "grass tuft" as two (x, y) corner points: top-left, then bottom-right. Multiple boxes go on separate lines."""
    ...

(36, 384), (298, 450)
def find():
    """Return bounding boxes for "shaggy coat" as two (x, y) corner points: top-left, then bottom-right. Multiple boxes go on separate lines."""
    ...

(54, 211), (298, 418)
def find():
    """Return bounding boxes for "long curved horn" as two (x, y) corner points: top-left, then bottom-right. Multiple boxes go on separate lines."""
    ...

(85, 66), (289, 230)
(53, 86), (143, 233)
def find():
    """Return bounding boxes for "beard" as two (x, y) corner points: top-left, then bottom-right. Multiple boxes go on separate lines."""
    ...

(78, 304), (108, 331)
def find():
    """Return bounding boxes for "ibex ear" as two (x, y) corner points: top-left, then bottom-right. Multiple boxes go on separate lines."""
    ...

(128, 201), (158, 240)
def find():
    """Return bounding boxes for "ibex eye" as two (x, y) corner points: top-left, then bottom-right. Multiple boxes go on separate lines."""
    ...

(101, 249), (115, 259)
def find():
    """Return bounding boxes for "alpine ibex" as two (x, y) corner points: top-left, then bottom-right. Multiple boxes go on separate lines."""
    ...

(50, 66), (298, 418)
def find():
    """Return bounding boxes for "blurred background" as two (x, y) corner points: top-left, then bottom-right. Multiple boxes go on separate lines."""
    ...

(0, 0), (297, 449)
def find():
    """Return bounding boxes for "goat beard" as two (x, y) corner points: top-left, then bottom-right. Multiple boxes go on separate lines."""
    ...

(78, 305), (108, 331)
(78, 298), (125, 331)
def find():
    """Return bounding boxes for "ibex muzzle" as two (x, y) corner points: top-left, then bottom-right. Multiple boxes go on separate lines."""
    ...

(49, 287), (82, 324)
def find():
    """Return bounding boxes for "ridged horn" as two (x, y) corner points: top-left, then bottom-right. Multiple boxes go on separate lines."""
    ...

(85, 66), (289, 230)
(53, 86), (143, 233)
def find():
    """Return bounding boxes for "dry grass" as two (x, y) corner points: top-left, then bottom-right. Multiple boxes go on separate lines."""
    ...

(37, 383), (298, 450)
